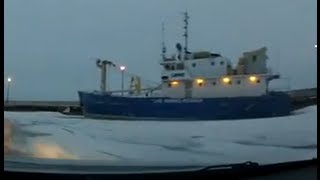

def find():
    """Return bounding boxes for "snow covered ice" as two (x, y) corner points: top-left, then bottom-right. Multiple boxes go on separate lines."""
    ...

(4, 105), (317, 166)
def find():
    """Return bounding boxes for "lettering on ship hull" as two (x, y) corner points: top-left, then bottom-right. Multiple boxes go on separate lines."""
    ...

(152, 99), (203, 103)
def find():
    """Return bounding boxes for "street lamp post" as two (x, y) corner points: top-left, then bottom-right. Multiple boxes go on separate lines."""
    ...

(120, 66), (126, 96)
(6, 77), (11, 103)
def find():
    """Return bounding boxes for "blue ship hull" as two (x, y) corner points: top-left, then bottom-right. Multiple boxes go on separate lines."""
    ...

(78, 91), (291, 120)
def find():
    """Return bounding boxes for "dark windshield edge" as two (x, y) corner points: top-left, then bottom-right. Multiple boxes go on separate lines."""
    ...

(4, 158), (317, 175)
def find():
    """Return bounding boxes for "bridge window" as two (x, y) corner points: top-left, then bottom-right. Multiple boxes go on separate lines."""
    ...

(171, 73), (185, 77)
(220, 61), (224, 65)
(212, 81), (216, 85)
(161, 76), (168, 80)
(192, 63), (196, 67)
(211, 62), (215, 66)
(252, 55), (257, 62)
(164, 65), (170, 70)
(176, 63), (184, 70)
(237, 80), (241, 84)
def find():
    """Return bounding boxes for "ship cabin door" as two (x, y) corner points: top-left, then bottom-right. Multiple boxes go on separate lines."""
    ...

(185, 80), (192, 98)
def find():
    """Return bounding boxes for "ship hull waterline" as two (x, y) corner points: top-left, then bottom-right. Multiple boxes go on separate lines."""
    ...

(78, 91), (291, 121)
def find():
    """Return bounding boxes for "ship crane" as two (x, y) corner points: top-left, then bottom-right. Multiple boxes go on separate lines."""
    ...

(94, 58), (160, 95)
(95, 59), (116, 92)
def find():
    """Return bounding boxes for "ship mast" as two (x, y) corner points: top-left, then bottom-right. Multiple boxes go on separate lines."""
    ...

(183, 11), (189, 59)
(161, 22), (167, 60)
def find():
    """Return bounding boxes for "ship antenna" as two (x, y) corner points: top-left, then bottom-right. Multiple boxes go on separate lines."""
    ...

(183, 11), (189, 58)
(161, 22), (167, 60)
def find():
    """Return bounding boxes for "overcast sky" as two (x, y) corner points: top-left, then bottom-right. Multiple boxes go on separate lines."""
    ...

(4, 0), (317, 100)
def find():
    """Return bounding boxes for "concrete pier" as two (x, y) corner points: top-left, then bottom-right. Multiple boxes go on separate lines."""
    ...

(4, 100), (81, 115)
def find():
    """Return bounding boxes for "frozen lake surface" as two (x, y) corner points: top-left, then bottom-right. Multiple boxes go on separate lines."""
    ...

(4, 105), (317, 166)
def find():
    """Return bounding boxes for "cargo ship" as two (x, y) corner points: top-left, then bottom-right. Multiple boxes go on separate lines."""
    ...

(78, 12), (291, 120)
